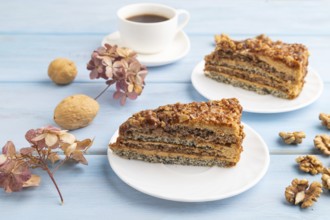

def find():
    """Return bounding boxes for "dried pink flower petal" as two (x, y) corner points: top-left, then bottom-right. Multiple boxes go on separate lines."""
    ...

(0, 159), (32, 192)
(0, 155), (6, 166)
(20, 147), (35, 156)
(2, 141), (16, 158)
(23, 174), (41, 188)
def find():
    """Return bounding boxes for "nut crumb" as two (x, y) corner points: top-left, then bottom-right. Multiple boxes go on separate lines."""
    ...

(314, 134), (330, 155)
(319, 113), (330, 129)
(296, 155), (323, 175)
(322, 168), (330, 190)
(285, 178), (322, 208)
(279, 131), (306, 144)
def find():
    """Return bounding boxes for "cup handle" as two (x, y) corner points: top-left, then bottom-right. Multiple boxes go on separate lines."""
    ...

(176, 9), (190, 33)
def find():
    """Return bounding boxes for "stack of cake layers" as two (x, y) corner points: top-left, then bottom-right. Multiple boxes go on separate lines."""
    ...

(204, 34), (309, 99)
(110, 98), (245, 167)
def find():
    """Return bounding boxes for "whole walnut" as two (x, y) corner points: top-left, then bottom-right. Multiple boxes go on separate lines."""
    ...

(48, 58), (77, 85)
(54, 94), (99, 130)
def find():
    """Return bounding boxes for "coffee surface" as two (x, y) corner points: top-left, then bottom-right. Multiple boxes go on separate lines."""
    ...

(126, 14), (169, 23)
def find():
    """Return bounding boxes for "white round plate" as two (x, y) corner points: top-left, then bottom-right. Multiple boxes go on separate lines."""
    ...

(191, 60), (323, 113)
(101, 31), (190, 67)
(108, 123), (270, 202)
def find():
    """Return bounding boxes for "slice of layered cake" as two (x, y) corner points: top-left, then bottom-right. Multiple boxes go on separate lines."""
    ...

(109, 98), (245, 167)
(204, 34), (309, 99)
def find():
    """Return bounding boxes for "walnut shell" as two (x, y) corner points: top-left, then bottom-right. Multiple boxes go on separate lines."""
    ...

(48, 58), (77, 85)
(54, 94), (99, 130)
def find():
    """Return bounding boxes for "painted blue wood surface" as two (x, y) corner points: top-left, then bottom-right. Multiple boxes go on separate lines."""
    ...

(1, 155), (329, 220)
(1, 0), (330, 219)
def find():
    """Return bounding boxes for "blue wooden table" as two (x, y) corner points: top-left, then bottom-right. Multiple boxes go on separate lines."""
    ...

(1, 0), (330, 219)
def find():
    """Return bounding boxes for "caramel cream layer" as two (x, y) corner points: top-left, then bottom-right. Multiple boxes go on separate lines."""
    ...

(113, 138), (242, 158)
(210, 51), (305, 80)
(206, 59), (295, 84)
(121, 126), (244, 149)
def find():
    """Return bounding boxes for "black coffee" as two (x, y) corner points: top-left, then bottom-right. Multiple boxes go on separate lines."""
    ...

(126, 14), (169, 23)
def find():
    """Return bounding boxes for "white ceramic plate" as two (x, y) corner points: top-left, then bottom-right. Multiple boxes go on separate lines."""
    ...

(191, 60), (323, 113)
(101, 31), (190, 67)
(108, 123), (270, 202)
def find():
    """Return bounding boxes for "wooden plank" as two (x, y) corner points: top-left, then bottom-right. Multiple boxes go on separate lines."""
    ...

(0, 82), (329, 154)
(0, 34), (329, 83)
(0, 0), (329, 35)
(0, 155), (328, 219)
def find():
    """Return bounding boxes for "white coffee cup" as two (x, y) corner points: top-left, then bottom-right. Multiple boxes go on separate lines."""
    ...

(117, 3), (190, 54)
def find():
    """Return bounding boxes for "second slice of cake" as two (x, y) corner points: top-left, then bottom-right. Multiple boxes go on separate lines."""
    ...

(204, 34), (309, 99)
(109, 98), (245, 167)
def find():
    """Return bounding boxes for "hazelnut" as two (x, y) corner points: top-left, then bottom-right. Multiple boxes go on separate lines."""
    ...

(54, 94), (99, 130)
(48, 58), (77, 85)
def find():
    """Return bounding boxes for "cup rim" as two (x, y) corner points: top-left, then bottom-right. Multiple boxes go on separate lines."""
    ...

(117, 3), (177, 26)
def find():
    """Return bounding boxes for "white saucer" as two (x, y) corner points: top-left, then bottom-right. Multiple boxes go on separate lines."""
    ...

(102, 31), (190, 67)
(191, 60), (323, 113)
(108, 123), (270, 202)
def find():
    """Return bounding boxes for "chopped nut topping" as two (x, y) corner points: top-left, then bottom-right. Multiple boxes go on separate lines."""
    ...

(214, 34), (309, 68)
(279, 131), (306, 144)
(296, 155), (323, 175)
(322, 168), (330, 190)
(314, 134), (330, 155)
(285, 178), (322, 208)
(319, 113), (330, 129)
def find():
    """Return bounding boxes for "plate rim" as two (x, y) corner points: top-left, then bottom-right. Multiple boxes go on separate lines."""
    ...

(107, 123), (270, 202)
(191, 60), (324, 114)
(101, 30), (190, 67)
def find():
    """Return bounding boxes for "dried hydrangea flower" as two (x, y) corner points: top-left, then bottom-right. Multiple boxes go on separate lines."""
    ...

(0, 141), (33, 192)
(87, 44), (148, 105)
(0, 126), (93, 204)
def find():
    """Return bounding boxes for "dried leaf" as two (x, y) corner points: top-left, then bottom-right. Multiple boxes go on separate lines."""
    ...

(23, 174), (41, 188)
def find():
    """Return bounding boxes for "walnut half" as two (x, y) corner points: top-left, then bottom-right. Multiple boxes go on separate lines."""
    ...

(314, 134), (330, 155)
(319, 113), (330, 129)
(296, 155), (323, 175)
(279, 131), (306, 144)
(285, 178), (322, 208)
(322, 168), (330, 190)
